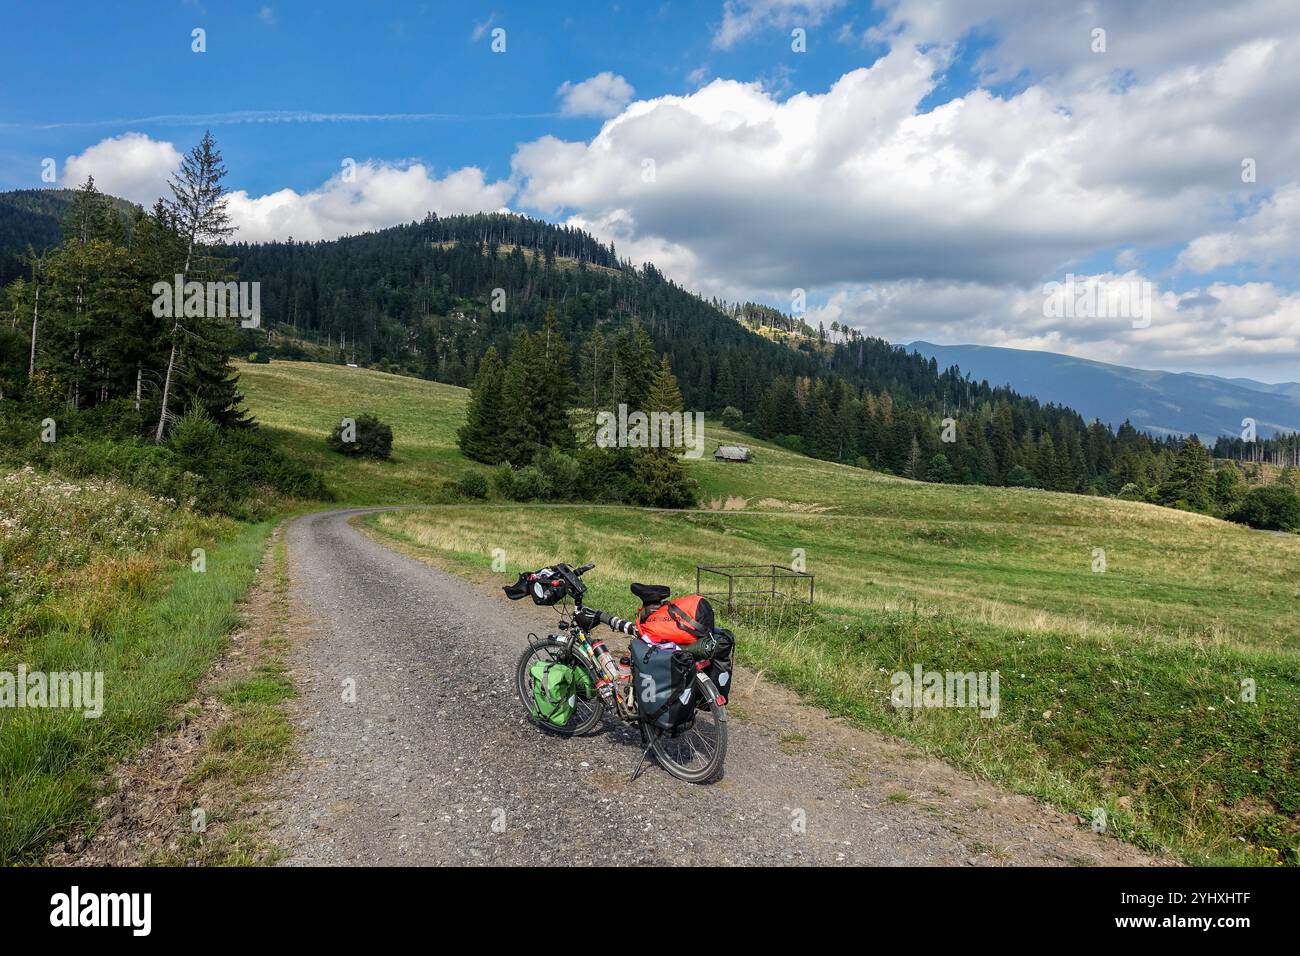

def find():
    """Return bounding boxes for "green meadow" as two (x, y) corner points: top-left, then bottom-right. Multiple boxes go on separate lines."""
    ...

(237, 361), (1299, 865)
(10, 358), (1293, 866)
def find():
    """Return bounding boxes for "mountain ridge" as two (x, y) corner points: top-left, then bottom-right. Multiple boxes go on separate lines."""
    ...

(907, 340), (1300, 439)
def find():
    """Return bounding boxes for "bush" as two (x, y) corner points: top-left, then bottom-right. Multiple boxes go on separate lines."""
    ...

(924, 453), (955, 483)
(1233, 484), (1300, 532)
(454, 470), (489, 500)
(630, 452), (698, 508)
(1005, 465), (1038, 488)
(507, 464), (552, 501)
(574, 446), (634, 503)
(490, 463), (516, 499)
(720, 406), (744, 430)
(327, 413), (393, 459)
(533, 447), (581, 500)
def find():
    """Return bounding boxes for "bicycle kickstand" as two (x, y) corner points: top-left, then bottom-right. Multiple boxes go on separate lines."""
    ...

(630, 728), (658, 782)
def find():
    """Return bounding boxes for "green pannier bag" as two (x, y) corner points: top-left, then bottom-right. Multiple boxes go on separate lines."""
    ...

(573, 664), (596, 701)
(529, 659), (578, 726)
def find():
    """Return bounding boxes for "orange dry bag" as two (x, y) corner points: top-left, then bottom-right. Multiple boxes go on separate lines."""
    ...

(635, 594), (716, 646)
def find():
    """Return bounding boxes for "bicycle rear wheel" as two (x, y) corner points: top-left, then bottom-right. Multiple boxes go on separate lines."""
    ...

(515, 638), (604, 736)
(650, 698), (727, 783)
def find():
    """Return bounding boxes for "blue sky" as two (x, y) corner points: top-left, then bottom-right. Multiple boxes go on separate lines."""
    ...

(2, 1), (1298, 381)
(0, 1), (892, 197)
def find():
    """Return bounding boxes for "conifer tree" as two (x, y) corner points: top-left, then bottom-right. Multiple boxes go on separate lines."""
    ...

(155, 130), (236, 441)
(1159, 434), (1215, 510)
(457, 345), (506, 463)
(631, 354), (696, 507)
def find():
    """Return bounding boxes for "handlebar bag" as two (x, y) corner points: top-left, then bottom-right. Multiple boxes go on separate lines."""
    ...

(503, 568), (567, 605)
(631, 637), (696, 731)
(635, 594), (715, 646)
(528, 659), (578, 726)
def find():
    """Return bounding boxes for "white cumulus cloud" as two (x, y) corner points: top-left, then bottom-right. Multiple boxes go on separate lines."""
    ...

(61, 132), (182, 205)
(556, 73), (636, 118)
(226, 161), (514, 243)
(60, 133), (514, 242)
(713, 0), (845, 50)
(1177, 183), (1300, 272)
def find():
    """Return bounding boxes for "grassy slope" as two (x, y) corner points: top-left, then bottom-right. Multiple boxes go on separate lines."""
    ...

(241, 360), (1300, 865)
(237, 360), (470, 503)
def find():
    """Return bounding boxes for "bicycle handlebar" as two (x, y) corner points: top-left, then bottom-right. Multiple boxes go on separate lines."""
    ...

(596, 609), (639, 637)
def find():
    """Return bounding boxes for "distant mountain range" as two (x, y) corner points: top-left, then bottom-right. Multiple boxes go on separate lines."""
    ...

(908, 341), (1300, 439)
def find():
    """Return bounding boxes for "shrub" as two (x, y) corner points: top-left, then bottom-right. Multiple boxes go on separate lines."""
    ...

(507, 464), (552, 501)
(454, 470), (489, 500)
(327, 413), (393, 460)
(1233, 484), (1300, 532)
(574, 446), (633, 503)
(924, 454), (955, 483)
(720, 406), (744, 430)
(1005, 465), (1038, 488)
(629, 453), (698, 508)
(486, 463), (511, 499)
(533, 447), (580, 500)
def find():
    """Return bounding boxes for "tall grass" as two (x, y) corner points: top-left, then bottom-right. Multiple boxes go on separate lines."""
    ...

(0, 467), (271, 864)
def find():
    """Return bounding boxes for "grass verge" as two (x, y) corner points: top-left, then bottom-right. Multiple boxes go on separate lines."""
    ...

(0, 518), (274, 865)
(151, 532), (297, 866)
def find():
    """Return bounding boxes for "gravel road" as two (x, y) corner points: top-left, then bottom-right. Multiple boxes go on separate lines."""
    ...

(270, 507), (1164, 866)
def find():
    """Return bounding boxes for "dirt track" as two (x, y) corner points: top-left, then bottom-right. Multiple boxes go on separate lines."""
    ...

(267, 507), (1166, 866)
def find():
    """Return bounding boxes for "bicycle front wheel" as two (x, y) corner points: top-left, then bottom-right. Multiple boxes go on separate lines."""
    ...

(515, 638), (605, 736)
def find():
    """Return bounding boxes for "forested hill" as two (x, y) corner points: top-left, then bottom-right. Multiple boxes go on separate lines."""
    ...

(226, 212), (1064, 417)
(0, 188), (136, 286)
(227, 211), (1196, 497)
(226, 212), (841, 409)
(1, 188), (1246, 503)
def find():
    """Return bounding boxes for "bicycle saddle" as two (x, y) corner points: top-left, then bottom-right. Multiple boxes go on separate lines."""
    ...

(630, 582), (670, 606)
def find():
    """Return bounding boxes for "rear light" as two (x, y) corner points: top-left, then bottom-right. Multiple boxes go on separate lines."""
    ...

(715, 695), (726, 706)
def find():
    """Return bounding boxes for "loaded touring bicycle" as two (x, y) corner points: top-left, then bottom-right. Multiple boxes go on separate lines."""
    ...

(505, 563), (735, 784)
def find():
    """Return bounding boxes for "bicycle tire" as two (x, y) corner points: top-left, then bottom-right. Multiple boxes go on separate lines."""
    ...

(515, 638), (605, 736)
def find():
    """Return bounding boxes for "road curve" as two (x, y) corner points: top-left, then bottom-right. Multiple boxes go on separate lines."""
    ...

(269, 507), (1163, 866)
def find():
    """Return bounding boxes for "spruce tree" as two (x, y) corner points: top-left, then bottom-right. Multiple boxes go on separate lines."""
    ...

(630, 355), (696, 507)
(155, 130), (236, 441)
(1159, 435), (1214, 510)
(498, 331), (541, 466)
(534, 308), (575, 451)
(458, 345), (506, 463)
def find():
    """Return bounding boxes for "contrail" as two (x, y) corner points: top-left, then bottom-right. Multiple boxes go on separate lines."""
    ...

(9, 109), (565, 130)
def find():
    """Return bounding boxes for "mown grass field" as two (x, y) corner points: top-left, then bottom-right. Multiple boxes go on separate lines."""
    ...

(237, 360), (471, 503)
(239, 360), (1295, 864)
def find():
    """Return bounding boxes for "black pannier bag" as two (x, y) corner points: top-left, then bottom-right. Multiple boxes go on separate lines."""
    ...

(697, 627), (735, 708)
(631, 637), (696, 732)
(503, 567), (566, 606)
